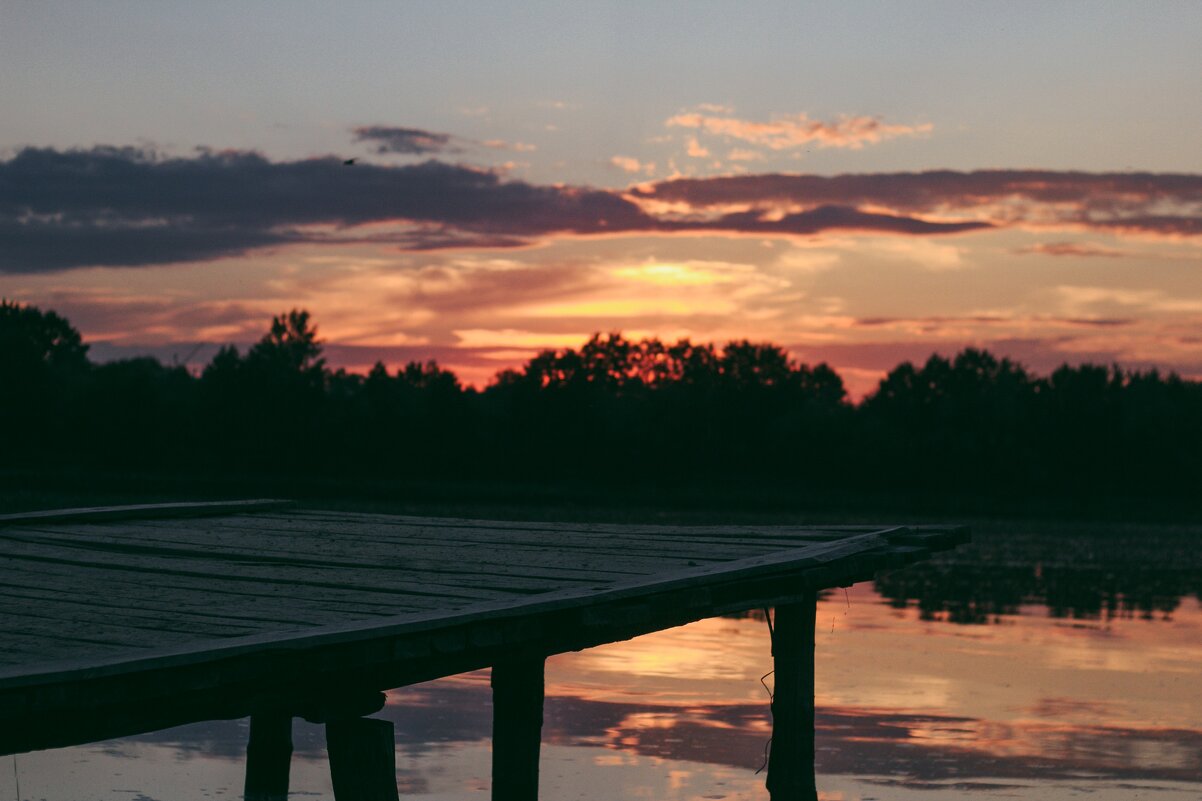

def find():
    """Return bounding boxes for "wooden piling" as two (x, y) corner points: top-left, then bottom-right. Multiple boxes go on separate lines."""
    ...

(491, 656), (545, 801)
(243, 713), (293, 801)
(326, 717), (400, 801)
(765, 594), (818, 801)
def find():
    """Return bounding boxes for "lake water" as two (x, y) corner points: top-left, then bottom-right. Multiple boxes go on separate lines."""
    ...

(6, 522), (1202, 800)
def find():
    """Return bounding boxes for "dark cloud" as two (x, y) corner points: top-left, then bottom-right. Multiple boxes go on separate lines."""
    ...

(1094, 214), (1202, 236)
(12, 151), (1195, 273)
(854, 314), (1011, 327)
(387, 231), (532, 251)
(851, 314), (1135, 332)
(0, 146), (652, 272)
(0, 219), (294, 270)
(669, 204), (989, 236)
(1017, 241), (1128, 258)
(635, 170), (1202, 237)
(0, 146), (988, 273)
(637, 170), (1202, 210)
(352, 125), (460, 155)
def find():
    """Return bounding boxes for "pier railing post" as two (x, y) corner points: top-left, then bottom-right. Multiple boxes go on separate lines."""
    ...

(765, 593), (819, 801)
(491, 656), (545, 801)
(244, 713), (293, 801)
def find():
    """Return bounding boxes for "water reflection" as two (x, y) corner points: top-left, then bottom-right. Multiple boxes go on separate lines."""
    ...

(8, 524), (1202, 800)
(874, 522), (1202, 623)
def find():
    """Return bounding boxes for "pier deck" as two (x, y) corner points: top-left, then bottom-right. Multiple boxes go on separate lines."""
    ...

(0, 500), (967, 797)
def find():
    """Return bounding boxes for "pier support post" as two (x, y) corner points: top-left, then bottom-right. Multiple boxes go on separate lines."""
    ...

(244, 713), (293, 801)
(326, 717), (400, 801)
(491, 656), (545, 801)
(765, 594), (819, 801)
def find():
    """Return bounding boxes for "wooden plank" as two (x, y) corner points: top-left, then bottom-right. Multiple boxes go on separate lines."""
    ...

(0, 544), (606, 599)
(0, 530), (635, 592)
(0, 540), (528, 601)
(271, 510), (856, 538)
(0, 589), (272, 639)
(0, 577), (413, 640)
(0, 499), (293, 527)
(0, 631), (132, 665)
(0, 578), (407, 629)
(2, 612), (203, 653)
(5, 524), (687, 581)
(119, 515), (781, 561)
(1, 559), (454, 619)
(222, 511), (852, 549)
(278, 507), (966, 546)
(128, 516), (795, 562)
(275, 510), (969, 549)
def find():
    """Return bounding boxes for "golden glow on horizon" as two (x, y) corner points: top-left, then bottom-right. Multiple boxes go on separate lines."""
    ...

(522, 296), (738, 319)
(610, 261), (750, 286)
(453, 328), (589, 349)
(5, 225), (1202, 397)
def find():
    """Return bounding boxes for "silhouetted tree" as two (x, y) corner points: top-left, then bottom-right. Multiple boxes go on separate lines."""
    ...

(859, 349), (1038, 490)
(4, 303), (1201, 505)
(0, 300), (91, 462)
(195, 310), (329, 468)
(244, 309), (326, 388)
(0, 300), (89, 373)
(71, 357), (197, 467)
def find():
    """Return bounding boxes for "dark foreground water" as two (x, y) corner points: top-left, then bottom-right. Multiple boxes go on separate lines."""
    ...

(7, 522), (1202, 800)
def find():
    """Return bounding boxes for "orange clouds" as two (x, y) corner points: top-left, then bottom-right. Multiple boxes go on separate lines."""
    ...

(685, 137), (710, 158)
(610, 156), (655, 175)
(666, 109), (932, 151)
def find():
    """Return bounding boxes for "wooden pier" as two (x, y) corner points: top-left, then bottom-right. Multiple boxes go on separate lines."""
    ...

(0, 501), (968, 800)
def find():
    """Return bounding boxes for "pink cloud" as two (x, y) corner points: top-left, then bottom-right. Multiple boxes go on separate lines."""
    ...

(685, 137), (710, 158)
(666, 110), (932, 150)
(609, 156), (654, 175)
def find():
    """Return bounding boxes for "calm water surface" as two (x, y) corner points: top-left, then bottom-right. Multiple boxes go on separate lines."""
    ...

(7, 524), (1202, 800)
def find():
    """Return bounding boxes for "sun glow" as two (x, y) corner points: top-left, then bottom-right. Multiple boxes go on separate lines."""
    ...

(611, 261), (746, 286)
(522, 296), (738, 318)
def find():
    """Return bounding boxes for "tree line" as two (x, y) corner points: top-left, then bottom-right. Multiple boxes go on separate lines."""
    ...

(3, 300), (1201, 503)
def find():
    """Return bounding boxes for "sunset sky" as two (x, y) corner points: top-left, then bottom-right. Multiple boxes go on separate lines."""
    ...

(3, 2), (1201, 395)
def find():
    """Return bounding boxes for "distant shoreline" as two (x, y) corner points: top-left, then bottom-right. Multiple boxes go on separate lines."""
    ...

(4, 467), (1200, 525)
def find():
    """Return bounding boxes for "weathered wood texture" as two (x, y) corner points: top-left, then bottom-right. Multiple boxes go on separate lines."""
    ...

(0, 503), (967, 755)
